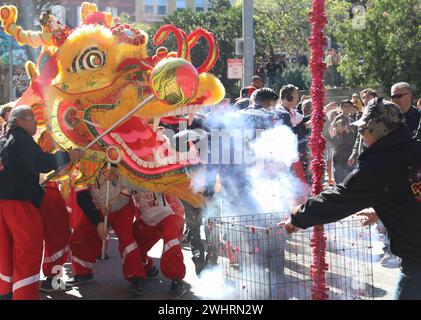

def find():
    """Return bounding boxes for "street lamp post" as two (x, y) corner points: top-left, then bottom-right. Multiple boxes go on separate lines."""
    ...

(242, 0), (254, 88)
(8, 35), (13, 101)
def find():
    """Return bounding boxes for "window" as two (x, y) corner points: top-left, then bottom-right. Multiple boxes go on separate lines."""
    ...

(144, 0), (167, 15)
(176, 0), (186, 11)
(144, 0), (154, 15)
(157, 0), (167, 15)
(195, 0), (205, 11)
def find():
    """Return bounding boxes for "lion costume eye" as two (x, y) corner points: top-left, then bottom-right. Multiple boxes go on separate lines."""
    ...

(70, 47), (106, 73)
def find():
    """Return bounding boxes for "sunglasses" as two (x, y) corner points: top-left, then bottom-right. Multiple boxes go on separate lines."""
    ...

(390, 93), (409, 99)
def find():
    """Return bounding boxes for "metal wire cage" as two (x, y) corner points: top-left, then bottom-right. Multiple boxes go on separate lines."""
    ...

(206, 212), (374, 300)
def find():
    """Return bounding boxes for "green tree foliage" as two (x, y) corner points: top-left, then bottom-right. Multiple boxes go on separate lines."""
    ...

(145, 6), (242, 97)
(147, 0), (351, 96)
(255, 0), (350, 57)
(335, 0), (421, 94)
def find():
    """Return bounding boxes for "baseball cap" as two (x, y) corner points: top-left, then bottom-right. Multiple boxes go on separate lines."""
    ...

(351, 98), (405, 140)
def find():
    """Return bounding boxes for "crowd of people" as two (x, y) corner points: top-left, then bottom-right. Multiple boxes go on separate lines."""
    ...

(231, 79), (421, 300)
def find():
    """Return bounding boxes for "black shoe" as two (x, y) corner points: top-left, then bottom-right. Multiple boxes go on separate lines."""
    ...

(67, 274), (95, 286)
(128, 277), (145, 296)
(192, 254), (205, 276)
(169, 280), (186, 299)
(0, 293), (12, 300)
(97, 253), (109, 260)
(146, 266), (159, 278)
(40, 277), (73, 293)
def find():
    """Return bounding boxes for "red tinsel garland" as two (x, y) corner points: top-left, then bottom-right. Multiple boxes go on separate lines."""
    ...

(308, 0), (329, 300)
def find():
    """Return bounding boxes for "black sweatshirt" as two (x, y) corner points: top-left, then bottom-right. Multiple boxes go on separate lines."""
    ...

(0, 127), (70, 208)
(291, 126), (421, 271)
(405, 106), (421, 138)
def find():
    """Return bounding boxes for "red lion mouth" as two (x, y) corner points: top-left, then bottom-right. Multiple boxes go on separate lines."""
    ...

(97, 116), (200, 176)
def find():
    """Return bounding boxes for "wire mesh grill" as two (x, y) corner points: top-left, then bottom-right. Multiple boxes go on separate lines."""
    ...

(206, 212), (374, 300)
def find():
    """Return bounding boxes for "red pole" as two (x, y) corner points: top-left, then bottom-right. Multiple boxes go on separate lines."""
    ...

(308, 0), (329, 300)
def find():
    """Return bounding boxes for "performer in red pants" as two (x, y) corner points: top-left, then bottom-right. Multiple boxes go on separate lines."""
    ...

(69, 166), (146, 296)
(38, 182), (72, 292)
(132, 191), (187, 299)
(0, 106), (83, 300)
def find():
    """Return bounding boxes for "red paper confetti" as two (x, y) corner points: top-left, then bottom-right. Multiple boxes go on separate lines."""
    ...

(308, 0), (329, 300)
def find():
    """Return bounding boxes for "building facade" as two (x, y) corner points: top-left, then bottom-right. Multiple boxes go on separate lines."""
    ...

(135, 0), (210, 23)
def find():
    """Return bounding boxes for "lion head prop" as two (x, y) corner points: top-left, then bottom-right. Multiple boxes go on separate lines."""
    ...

(0, 2), (225, 206)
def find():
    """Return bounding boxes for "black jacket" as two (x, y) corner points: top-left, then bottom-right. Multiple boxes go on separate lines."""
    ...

(291, 126), (421, 270)
(0, 127), (70, 208)
(405, 106), (421, 138)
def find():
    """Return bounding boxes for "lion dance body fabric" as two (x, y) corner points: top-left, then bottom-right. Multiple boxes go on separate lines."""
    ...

(0, 2), (225, 207)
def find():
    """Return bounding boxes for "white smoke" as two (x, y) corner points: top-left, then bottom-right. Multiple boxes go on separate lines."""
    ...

(249, 124), (307, 213)
(188, 106), (308, 218)
(193, 266), (236, 300)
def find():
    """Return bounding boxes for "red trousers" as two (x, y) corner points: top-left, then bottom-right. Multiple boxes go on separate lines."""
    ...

(70, 201), (145, 280)
(39, 186), (70, 277)
(0, 200), (44, 300)
(133, 214), (186, 281)
(66, 187), (83, 231)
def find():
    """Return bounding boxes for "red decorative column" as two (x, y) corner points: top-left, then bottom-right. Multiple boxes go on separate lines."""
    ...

(308, 0), (329, 300)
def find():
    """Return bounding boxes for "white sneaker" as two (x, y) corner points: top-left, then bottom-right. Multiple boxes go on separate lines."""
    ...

(379, 254), (400, 268)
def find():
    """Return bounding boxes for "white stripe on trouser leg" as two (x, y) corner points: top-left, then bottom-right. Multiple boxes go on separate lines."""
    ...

(12, 274), (40, 292)
(122, 242), (138, 265)
(43, 244), (70, 264)
(0, 273), (13, 283)
(72, 256), (95, 269)
(163, 239), (180, 254)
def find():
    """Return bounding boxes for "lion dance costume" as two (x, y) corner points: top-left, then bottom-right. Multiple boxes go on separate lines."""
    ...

(0, 2), (224, 299)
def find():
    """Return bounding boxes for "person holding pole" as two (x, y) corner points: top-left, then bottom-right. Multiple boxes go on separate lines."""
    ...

(68, 163), (146, 296)
(0, 105), (83, 300)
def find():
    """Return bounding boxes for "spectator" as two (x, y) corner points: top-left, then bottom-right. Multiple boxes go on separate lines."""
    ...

(322, 102), (341, 185)
(251, 75), (263, 89)
(254, 64), (266, 84)
(0, 103), (13, 124)
(352, 93), (364, 115)
(244, 87), (279, 112)
(273, 84), (308, 183)
(237, 87), (255, 101)
(296, 99), (312, 183)
(328, 100), (357, 184)
(391, 82), (421, 138)
(265, 57), (280, 86)
(296, 95), (310, 114)
(236, 76), (263, 102)
(360, 88), (378, 106)
(281, 98), (421, 300)
(301, 99), (312, 117)
(348, 88), (378, 167)
(274, 84), (302, 128)
(233, 98), (250, 110)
